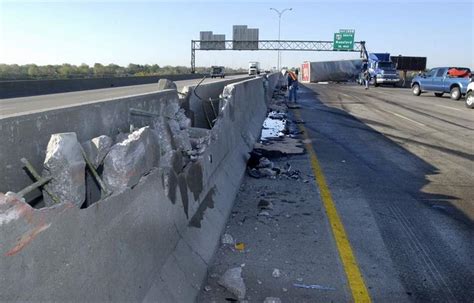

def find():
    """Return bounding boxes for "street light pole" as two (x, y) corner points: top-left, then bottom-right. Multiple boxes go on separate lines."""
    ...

(270, 7), (292, 71)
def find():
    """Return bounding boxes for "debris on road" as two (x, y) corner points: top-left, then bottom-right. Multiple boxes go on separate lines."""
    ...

(272, 268), (281, 278)
(258, 157), (273, 169)
(235, 242), (245, 251)
(204, 285), (212, 292)
(293, 283), (335, 291)
(221, 233), (235, 245)
(286, 103), (301, 109)
(254, 138), (304, 156)
(218, 267), (246, 300)
(258, 199), (274, 210)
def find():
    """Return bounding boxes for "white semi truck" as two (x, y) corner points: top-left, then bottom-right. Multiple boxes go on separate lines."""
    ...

(248, 62), (260, 75)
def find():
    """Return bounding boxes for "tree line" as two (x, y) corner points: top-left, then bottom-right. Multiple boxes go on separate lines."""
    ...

(0, 63), (246, 81)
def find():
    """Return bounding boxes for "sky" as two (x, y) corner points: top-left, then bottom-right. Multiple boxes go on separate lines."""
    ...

(0, 0), (473, 70)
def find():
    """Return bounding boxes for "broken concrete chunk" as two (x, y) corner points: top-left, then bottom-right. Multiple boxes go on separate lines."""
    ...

(168, 120), (192, 152)
(157, 78), (177, 91)
(42, 133), (86, 207)
(272, 268), (281, 278)
(81, 135), (113, 168)
(115, 131), (130, 144)
(153, 118), (175, 155)
(218, 267), (246, 300)
(221, 233), (235, 245)
(102, 127), (159, 193)
(162, 97), (180, 119)
(258, 199), (274, 210)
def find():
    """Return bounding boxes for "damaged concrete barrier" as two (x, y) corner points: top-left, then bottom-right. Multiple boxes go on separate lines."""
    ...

(182, 76), (252, 129)
(81, 135), (113, 168)
(0, 74), (281, 302)
(42, 132), (86, 207)
(102, 126), (159, 193)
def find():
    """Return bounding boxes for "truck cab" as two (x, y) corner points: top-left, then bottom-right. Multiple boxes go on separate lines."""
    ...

(411, 67), (471, 100)
(248, 62), (260, 75)
(210, 66), (225, 78)
(368, 53), (400, 87)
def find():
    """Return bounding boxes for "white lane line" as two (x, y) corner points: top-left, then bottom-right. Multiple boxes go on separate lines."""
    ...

(390, 112), (427, 127)
(434, 104), (463, 112)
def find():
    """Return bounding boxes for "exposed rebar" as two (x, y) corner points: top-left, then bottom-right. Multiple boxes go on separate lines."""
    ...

(79, 146), (111, 198)
(20, 158), (61, 204)
(16, 176), (52, 198)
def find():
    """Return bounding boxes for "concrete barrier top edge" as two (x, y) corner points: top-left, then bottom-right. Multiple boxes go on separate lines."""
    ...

(0, 89), (178, 120)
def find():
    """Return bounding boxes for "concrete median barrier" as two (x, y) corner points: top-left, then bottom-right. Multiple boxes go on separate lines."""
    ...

(0, 73), (248, 99)
(0, 74), (280, 302)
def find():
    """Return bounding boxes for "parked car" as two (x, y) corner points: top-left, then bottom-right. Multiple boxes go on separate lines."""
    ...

(466, 82), (474, 108)
(411, 67), (471, 100)
(210, 66), (225, 78)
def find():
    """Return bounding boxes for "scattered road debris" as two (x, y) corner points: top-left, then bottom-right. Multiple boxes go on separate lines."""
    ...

(235, 242), (245, 251)
(272, 268), (281, 278)
(218, 267), (246, 300)
(293, 283), (336, 291)
(221, 233), (235, 245)
(204, 285), (212, 292)
(258, 199), (274, 210)
(286, 103), (301, 109)
(254, 138), (304, 156)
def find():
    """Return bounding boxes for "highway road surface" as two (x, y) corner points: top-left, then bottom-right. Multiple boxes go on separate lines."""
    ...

(199, 83), (473, 302)
(0, 74), (248, 118)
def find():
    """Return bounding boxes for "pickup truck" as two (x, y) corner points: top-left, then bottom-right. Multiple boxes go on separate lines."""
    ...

(411, 67), (472, 100)
(466, 82), (474, 108)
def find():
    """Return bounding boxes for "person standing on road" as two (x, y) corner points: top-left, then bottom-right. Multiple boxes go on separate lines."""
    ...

(363, 69), (370, 90)
(288, 69), (299, 102)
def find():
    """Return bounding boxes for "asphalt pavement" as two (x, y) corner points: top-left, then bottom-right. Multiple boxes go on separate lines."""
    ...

(198, 83), (474, 302)
(0, 74), (247, 118)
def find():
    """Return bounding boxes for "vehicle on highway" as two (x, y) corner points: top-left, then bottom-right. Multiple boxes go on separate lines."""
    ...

(210, 66), (225, 78)
(358, 53), (400, 87)
(411, 67), (472, 100)
(248, 61), (260, 75)
(465, 82), (474, 108)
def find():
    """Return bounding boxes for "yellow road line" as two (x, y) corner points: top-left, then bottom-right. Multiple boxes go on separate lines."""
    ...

(294, 109), (372, 303)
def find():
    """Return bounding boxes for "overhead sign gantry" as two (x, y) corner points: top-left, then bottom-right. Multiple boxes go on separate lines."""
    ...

(191, 26), (367, 73)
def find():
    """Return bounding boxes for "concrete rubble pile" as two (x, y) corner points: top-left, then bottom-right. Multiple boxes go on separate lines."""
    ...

(9, 80), (214, 209)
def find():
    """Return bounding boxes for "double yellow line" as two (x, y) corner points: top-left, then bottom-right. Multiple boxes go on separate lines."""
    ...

(294, 109), (371, 303)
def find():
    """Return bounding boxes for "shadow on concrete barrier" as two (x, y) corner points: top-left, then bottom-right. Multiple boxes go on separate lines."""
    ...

(0, 74), (280, 302)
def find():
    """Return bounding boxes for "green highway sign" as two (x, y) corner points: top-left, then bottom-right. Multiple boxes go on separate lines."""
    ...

(333, 29), (355, 51)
